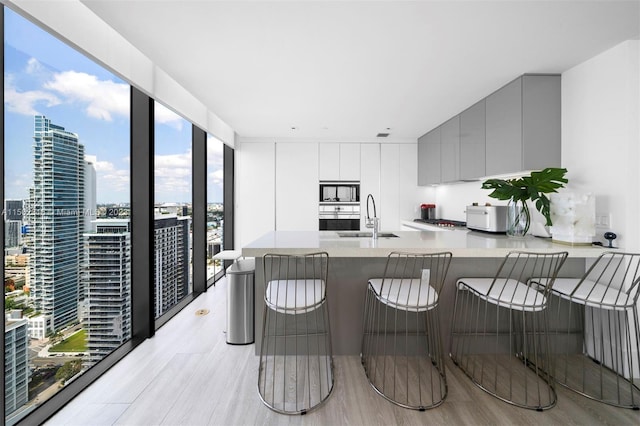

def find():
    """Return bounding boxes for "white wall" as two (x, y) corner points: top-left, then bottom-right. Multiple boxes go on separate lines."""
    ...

(561, 39), (639, 250)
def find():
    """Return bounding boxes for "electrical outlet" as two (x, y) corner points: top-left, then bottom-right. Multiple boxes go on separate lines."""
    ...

(596, 214), (611, 228)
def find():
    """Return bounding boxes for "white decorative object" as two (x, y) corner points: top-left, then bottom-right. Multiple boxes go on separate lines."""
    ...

(549, 192), (595, 245)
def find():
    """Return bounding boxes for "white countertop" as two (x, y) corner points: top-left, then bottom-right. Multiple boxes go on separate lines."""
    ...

(242, 230), (606, 258)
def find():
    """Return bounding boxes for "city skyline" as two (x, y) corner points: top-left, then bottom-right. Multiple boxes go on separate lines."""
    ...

(4, 9), (224, 205)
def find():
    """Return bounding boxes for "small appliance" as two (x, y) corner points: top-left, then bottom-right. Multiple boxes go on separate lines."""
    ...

(420, 204), (436, 220)
(465, 205), (508, 233)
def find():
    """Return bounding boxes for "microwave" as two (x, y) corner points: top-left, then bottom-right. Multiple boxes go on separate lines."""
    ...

(319, 181), (360, 203)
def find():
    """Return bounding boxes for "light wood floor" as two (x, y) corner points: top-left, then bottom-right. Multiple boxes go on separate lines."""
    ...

(47, 277), (639, 426)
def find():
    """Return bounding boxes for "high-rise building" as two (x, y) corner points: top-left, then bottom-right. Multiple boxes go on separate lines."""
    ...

(83, 157), (97, 233)
(154, 215), (191, 318)
(5, 200), (24, 221)
(5, 200), (24, 248)
(4, 312), (29, 416)
(5, 220), (21, 248)
(83, 219), (131, 366)
(28, 115), (85, 331)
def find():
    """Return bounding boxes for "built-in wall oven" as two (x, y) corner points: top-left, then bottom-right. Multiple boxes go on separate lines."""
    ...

(319, 181), (360, 231)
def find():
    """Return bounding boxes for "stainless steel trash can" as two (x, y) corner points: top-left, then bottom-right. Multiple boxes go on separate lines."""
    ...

(226, 258), (255, 345)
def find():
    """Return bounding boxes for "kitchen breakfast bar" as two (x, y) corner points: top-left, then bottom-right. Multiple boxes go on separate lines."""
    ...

(242, 230), (606, 355)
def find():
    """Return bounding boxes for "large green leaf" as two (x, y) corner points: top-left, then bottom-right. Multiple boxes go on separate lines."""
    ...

(481, 168), (568, 226)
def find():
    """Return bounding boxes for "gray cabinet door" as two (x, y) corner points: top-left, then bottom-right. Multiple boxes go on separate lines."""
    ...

(522, 75), (561, 170)
(418, 127), (441, 185)
(440, 116), (460, 183)
(460, 99), (486, 180)
(486, 77), (522, 176)
(417, 133), (429, 185)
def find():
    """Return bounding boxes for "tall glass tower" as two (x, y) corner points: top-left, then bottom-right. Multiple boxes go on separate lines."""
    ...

(28, 115), (85, 332)
(154, 215), (191, 318)
(83, 219), (131, 366)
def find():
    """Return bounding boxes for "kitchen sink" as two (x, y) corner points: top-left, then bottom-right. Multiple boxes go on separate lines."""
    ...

(337, 232), (399, 238)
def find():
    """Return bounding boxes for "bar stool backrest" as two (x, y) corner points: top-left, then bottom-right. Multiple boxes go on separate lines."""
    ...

(378, 251), (452, 309)
(489, 251), (568, 309)
(574, 251), (640, 307)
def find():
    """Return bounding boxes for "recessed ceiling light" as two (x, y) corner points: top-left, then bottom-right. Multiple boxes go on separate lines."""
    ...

(290, 126), (297, 130)
(376, 133), (390, 138)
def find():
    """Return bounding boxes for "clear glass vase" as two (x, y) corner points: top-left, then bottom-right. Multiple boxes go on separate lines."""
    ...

(507, 199), (531, 237)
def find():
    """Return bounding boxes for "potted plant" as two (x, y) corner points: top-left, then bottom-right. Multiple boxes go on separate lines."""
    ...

(481, 168), (568, 237)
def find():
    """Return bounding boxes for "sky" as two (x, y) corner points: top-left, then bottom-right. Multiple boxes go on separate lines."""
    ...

(4, 8), (224, 204)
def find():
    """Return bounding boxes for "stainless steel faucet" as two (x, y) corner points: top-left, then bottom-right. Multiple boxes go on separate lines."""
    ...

(365, 194), (379, 239)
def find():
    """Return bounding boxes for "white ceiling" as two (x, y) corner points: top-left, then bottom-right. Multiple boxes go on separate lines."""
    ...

(80, 0), (639, 141)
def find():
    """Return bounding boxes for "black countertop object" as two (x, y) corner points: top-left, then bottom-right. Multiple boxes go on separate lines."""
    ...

(414, 218), (467, 228)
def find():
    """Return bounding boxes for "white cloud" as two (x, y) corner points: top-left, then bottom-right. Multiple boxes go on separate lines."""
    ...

(209, 168), (224, 187)
(26, 57), (46, 75)
(93, 159), (117, 172)
(155, 151), (192, 169)
(44, 70), (129, 121)
(86, 154), (129, 195)
(154, 151), (192, 200)
(155, 103), (185, 130)
(4, 83), (61, 116)
(207, 135), (224, 168)
(99, 169), (130, 194)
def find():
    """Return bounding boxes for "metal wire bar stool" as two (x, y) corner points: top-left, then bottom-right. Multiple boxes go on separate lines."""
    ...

(361, 251), (452, 410)
(450, 251), (568, 411)
(258, 252), (334, 415)
(539, 251), (640, 409)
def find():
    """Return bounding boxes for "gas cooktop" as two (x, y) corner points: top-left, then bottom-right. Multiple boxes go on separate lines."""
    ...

(414, 218), (467, 228)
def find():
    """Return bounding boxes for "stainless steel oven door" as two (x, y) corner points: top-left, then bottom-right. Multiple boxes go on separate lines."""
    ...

(319, 204), (360, 231)
(319, 217), (360, 231)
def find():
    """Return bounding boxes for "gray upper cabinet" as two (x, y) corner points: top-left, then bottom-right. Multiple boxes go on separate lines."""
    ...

(521, 75), (561, 171)
(459, 99), (486, 180)
(486, 78), (523, 176)
(418, 74), (560, 185)
(440, 116), (460, 183)
(417, 127), (441, 185)
(486, 75), (560, 175)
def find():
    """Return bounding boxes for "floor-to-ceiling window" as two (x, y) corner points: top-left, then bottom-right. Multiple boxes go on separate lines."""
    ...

(4, 8), (131, 424)
(207, 134), (225, 282)
(153, 104), (192, 319)
(3, 5), (233, 424)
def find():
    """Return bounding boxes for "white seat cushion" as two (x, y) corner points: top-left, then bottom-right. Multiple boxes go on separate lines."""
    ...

(266, 279), (326, 314)
(369, 278), (438, 312)
(552, 278), (633, 310)
(457, 278), (546, 312)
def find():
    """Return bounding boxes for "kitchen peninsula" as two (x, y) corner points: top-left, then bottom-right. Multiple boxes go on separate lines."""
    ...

(242, 230), (606, 354)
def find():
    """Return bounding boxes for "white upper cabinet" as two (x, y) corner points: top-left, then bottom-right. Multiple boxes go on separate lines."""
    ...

(380, 144), (400, 231)
(318, 143), (340, 180)
(360, 144), (380, 230)
(319, 143), (361, 181)
(275, 142), (319, 231)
